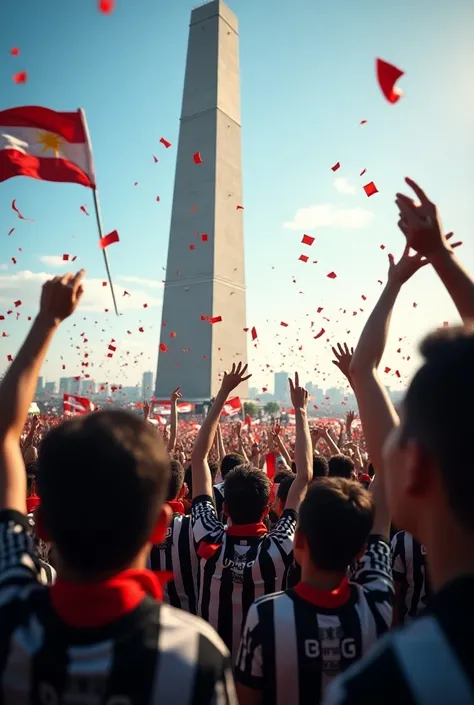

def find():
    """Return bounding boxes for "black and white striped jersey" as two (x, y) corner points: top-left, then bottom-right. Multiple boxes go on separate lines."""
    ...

(191, 494), (297, 658)
(391, 530), (430, 621)
(150, 507), (198, 614)
(323, 575), (474, 705)
(0, 509), (237, 705)
(235, 536), (394, 705)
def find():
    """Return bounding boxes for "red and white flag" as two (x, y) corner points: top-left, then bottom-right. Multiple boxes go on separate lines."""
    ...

(222, 396), (242, 417)
(63, 393), (96, 415)
(153, 401), (194, 415)
(0, 106), (95, 188)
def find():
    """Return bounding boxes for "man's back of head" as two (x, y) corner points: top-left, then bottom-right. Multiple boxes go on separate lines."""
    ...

(224, 463), (271, 525)
(328, 454), (355, 480)
(37, 409), (170, 576)
(221, 452), (244, 480)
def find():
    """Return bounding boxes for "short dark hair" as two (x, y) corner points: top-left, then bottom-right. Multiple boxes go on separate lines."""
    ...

(277, 475), (295, 503)
(208, 460), (219, 483)
(274, 469), (294, 484)
(224, 463), (271, 524)
(167, 459), (185, 501)
(221, 452), (245, 479)
(37, 410), (170, 574)
(298, 477), (374, 571)
(328, 454), (355, 479)
(401, 325), (474, 529)
(313, 455), (329, 478)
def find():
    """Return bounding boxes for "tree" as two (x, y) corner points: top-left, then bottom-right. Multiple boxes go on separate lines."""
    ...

(264, 401), (281, 416)
(243, 402), (259, 418)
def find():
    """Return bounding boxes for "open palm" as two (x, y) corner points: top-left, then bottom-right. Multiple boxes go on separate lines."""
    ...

(387, 246), (428, 285)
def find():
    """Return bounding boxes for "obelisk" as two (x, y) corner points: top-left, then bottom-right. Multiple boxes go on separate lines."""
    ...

(155, 0), (248, 401)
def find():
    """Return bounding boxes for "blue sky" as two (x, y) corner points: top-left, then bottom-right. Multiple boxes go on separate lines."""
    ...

(1, 0), (473, 399)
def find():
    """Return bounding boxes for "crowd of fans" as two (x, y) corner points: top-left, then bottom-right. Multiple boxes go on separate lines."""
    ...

(0, 177), (473, 704)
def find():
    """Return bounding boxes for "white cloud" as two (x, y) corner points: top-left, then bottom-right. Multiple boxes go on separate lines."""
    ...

(117, 275), (164, 289)
(39, 255), (69, 267)
(333, 177), (356, 195)
(0, 270), (162, 312)
(284, 203), (374, 231)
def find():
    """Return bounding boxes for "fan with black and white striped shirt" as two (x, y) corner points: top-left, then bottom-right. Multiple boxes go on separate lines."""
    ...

(150, 501), (198, 613)
(0, 509), (237, 705)
(391, 530), (430, 622)
(192, 494), (297, 658)
(235, 536), (393, 705)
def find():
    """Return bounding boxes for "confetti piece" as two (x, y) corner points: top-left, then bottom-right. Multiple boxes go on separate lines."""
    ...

(102, 281), (107, 287)
(160, 137), (172, 148)
(7, 355), (13, 362)
(14, 300), (21, 307)
(11, 47), (20, 56)
(201, 233), (208, 242)
(314, 328), (325, 339)
(327, 271), (337, 279)
(236, 205), (244, 210)
(193, 152), (203, 164)
(169, 331), (176, 338)
(360, 168), (367, 176)
(251, 326), (257, 341)
(363, 181), (378, 197)
(153, 155), (159, 163)
(395, 370), (401, 378)
(12, 199), (32, 221)
(280, 322), (288, 327)
(317, 307), (323, 313)
(99, 0), (115, 11)
(302, 234), (314, 246)
(123, 290), (130, 297)
(156, 196), (160, 201)
(13, 71), (27, 84)
(108, 345), (116, 352)
(360, 120), (367, 125)
(210, 316), (222, 324)
(7, 228), (15, 236)
(361, 295), (367, 301)
(159, 343), (169, 352)
(331, 162), (340, 172)
(80, 205), (89, 216)
(99, 229), (119, 249)
(376, 58), (404, 104)
(139, 327), (144, 333)
(299, 255), (309, 263)
(11, 258), (16, 265)
(189, 244), (196, 250)
(384, 367), (391, 374)
(62, 254), (70, 261)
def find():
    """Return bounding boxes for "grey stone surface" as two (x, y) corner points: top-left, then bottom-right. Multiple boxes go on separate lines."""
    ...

(155, 0), (248, 402)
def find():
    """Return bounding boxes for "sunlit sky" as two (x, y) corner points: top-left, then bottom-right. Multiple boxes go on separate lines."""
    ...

(1, 0), (473, 397)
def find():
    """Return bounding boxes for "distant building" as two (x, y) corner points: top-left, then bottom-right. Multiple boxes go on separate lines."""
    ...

(142, 371), (154, 399)
(82, 380), (96, 396)
(274, 372), (289, 403)
(59, 377), (72, 395)
(35, 377), (44, 396)
(44, 381), (56, 395)
(122, 386), (140, 402)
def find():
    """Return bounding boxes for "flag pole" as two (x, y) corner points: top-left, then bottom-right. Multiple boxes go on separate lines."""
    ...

(78, 108), (119, 316)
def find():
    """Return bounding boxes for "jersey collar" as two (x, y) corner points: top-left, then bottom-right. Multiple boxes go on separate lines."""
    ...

(227, 522), (268, 537)
(294, 578), (351, 608)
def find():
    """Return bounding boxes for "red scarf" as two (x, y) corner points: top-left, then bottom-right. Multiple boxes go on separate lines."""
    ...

(50, 569), (172, 628)
(168, 500), (185, 515)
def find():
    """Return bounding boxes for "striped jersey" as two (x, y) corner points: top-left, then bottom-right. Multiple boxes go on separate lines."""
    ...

(150, 506), (198, 613)
(323, 575), (474, 705)
(235, 536), (394, 705)
(0, 509), (237, 705)
(391, 530), (430, 621)
(191, 494), (297, 657)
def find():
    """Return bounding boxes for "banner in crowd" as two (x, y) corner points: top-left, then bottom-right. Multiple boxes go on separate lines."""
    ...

(63, 393), (96, 415)
(152, 401), (195, 415)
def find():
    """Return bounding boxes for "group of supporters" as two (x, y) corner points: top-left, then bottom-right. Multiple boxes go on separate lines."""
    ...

(0, 178), (473, 704)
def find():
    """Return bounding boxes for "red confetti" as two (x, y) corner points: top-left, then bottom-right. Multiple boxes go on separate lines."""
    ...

(360, 168), (367, 176)
(153, 155), (159, 163)
(159, 343), (169, 352)
(102, 282), (107, 287)
(108, 345), (116, 352)
(380, 244), (386, 250)
(160, 137), (172, 148)
(193, 152), (203, 164)
(301, 234), (315, 246)
(7, 355), (13, 362)
(80, 205), (89, 216)
(395, 370), (401, 378)
(11, 258), (16, 265)
(384, 367), (391, 374)
(189, 244), (196, 251)
(169, 331), (177, 338)
(361, 295), (367, 301)
(156, 196), (160, 201)
(327, 271), (337, 279)
(11, 48), (20, 56)
(280, 322), (288, 327)
(62, 254), (69, 261)
(210, 316), (222, 324)
(123, 290), (130, 297)
(14, 300), (21, 307)
(99, 0), (115, 12)
(139, 327), (144, 333)
(13, 72), (27, 84)
(12, 199), (32, 221)
(376, 58), (404, 104)
(143, 303), (148, 308)
(201, 233), (208, 242)
(99, 230), (119, 249)
(317, 307), (323, 313)
(363, 181), (378, 197)
(360, 120), (367, 125)
(7, 228), (15, 236)
(331, 162), (340, 172)
(299, 255), (309, 263)
(236, 205), (244, 210)
(314, 328), (325, 339)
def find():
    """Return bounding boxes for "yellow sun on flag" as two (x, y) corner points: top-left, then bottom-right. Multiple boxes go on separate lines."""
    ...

(35, 131), (65, 157)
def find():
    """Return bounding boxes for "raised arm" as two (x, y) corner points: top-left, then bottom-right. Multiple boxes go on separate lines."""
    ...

(167, 387), (182, 454)
(285, 373), (313, 512)
(396, 177), (474, 323)
(191, 363), (251, 498)
(0, 271), (85, 513)
(216, 422), (226, 462)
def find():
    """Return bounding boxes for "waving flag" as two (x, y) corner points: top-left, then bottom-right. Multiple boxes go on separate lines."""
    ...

(153, 401), (194, 415)
(222, 397), (242, 417)
(63, 393), (96, 415)
(0, 106), (95, 187)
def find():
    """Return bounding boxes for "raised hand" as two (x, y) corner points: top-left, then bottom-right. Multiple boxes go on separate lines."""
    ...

(171, 387), (182, 403)
(332, 342), (354, 382)
(346, 409), (356, 429)
(395, 178), (459, 258)
(387, 246), (428, 285)
(288, 372), (308, 410)
(39, 270), (85, 325)
(143, 401), (150, 421)
(221, 362), (252, 395)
